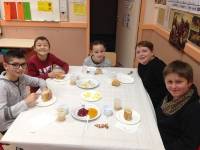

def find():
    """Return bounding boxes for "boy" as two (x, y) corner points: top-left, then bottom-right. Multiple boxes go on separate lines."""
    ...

(83, 41), (112, 67)
(27, 36), (69, 80)
(0, 50), (47, 134)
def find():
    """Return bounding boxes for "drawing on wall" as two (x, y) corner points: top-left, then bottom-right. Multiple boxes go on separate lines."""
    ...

(169, 11), (192, 50)
(157, 8), (165, 26)
(1, 0), (60, 21)
(188, 15), (200, 47)
(155, 0), (166, 5)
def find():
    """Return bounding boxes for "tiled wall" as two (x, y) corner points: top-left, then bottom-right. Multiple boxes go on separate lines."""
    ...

(142, 29), (200, 93)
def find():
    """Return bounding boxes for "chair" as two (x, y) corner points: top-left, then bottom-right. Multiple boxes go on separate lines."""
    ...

(105, 52), (116, 67)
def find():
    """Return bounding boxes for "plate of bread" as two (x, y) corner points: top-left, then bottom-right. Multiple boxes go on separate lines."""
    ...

(116, 108), (140, 125)
(53, 73), (68, 82)
(116, 73), (134, 84)
(36, 89), (57, 107)
(76, 78), (99, 89)
(71, 104), (101, 121)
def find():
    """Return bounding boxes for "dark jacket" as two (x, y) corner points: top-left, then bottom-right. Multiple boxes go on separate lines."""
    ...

(138, 57), (167, 109)
(156, 85), (200, 150)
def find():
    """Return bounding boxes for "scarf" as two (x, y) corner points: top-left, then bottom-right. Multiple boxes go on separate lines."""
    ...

(161, 88), (194, 115)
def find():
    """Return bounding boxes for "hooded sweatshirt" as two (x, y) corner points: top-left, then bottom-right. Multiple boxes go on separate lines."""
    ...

(0, 71), (46, 132)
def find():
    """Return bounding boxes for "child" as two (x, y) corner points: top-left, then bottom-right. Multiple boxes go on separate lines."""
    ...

(136, 41), (167, 109)
(27, 36), (69, 80)
(157, 60), (200, 150)
(83, 41), (112, 67)
(0, 50), (47, 134)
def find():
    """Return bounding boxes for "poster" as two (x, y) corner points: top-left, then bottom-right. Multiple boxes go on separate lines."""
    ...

(157, 8), (165, 26)
(155, 0), (166, 5)
(188, 16), (200, 47)
(1, 0), (60, 21)
(168, 11), (192, 50)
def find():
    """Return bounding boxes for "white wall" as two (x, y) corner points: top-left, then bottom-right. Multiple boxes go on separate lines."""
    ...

(116, 0), (141, 67)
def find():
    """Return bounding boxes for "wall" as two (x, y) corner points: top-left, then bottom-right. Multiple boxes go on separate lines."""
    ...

(116, 0), (141, 67)
(142, 29), (200, 93)
(1, 26), (87, 65)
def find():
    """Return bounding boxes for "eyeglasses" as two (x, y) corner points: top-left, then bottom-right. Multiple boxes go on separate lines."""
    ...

(7, 62), (27, 69)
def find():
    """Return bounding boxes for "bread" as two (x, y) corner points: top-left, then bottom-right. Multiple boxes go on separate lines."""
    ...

(55, 72), (65, 79)
(41, 89), (52, 102)
(95, 68), (103, 75)
(112, 79), (120, 86)
(124, 108), (132, 121)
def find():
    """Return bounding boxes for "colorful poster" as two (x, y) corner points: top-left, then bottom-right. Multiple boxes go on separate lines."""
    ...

(23, 2), (32, 20)
(73, 2), (86, 16)
(37, 1), (53, 12)
(169, 11), (192, 50)
(17, 2), (24, 20)
(188, 16), (200, 47)
(3, 2), (17, 20)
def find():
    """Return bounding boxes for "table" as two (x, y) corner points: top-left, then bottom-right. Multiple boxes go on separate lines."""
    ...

(1, 66), (165, 150)
(0, 38), (34, 48)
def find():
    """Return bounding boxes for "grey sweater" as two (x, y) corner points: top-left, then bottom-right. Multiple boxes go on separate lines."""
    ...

(0, 72), (47, 132)
(83, 56), (112, 67)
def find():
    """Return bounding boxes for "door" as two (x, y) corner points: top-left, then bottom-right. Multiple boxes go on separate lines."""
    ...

(116, 0), (141, 67)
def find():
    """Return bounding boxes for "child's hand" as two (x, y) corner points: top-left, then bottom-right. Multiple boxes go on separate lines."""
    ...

(25, 93), (39, 108)
(48, 71), (57, 78)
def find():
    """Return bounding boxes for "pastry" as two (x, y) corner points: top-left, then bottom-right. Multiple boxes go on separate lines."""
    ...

(55, 72), (65, 79)
(95, 123), (109, 129)
(112, 79), (121, 86)
(95, 68), (103, 75)
(124, 108), (132, 121)
(41, 89), (52, 102)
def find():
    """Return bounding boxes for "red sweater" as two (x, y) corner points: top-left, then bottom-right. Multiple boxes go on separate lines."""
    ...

(27, 53), (69, 80)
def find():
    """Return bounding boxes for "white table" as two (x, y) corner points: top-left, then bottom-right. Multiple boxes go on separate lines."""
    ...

(1, 66), (165, 150)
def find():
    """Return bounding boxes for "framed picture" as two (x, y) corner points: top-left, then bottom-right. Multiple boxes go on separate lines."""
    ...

(168, 10), (192, 50)
(188, 15), (200, 47)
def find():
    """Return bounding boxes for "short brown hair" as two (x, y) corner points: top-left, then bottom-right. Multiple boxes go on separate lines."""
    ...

(91, 41), (106, 50)
(136, 41), (154, 51)
(163, 60), (193, 82)
(33, 36), (50, 48)
(3, 49), (25, 63)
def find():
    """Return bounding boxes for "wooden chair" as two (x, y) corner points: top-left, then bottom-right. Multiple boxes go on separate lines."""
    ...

(105, 52), (116, 67)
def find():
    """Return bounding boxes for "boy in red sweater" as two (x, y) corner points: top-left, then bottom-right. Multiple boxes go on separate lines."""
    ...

(28, 36), (69, 80)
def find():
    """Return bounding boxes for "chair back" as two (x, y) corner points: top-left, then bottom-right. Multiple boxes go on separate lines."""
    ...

(105, 52), (116, 67)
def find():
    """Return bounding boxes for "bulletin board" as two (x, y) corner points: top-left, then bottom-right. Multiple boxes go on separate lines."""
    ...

(1, 0), (60, 21)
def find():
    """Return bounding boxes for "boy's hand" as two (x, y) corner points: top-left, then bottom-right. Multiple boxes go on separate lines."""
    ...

(25, 93), (39, 108)
(48, 71), (65, 79)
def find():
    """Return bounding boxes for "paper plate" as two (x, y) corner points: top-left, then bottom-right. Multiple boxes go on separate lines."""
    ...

(76, 78), (99, 89)
(71, 104), (101, 121)
(116, 109), (141, 125)
(116, 73), (134, 84)
(36, 96), (57, 107)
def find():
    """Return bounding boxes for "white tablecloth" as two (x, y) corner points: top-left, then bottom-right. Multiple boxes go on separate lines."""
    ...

(1, 66), (165, 150)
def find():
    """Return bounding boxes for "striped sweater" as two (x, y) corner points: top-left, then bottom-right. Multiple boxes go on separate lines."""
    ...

(0, 72), (46, 132)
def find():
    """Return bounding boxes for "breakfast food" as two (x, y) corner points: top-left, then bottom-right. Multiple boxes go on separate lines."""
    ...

(41, 89), (52, 102)
(55, 72), (65, 79)
(88, 108), (98, 119)
(95, 123), (109, 129)
(112, 79), (121, 87)
(95, 68), (103, 75)
(77, 107), (98, 119)
(77, 108), (88, 117)
(124, 108), (132, 121)
(80, 80), (95, 88)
